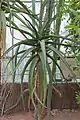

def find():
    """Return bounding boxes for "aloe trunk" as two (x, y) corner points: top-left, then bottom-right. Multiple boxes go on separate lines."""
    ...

(34, 63), (46, 120)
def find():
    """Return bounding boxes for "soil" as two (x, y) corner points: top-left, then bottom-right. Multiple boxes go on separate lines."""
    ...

(0, 109), (80, 120)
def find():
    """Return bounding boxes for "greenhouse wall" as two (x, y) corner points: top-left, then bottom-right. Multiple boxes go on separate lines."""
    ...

(0, 82), (80, 115)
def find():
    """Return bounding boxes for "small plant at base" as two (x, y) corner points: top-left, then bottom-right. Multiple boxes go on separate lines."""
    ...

(75, 92), (80, 104)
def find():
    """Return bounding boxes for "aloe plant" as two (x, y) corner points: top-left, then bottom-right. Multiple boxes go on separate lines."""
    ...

(1, 0), (78, 120)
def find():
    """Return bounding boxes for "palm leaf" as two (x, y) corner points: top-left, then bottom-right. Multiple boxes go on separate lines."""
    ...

(14, 45), (20, 66)
(21, 14), (39, 38)
(38, 60), (47, 111)
(46, 60), (52, 120)
(15, 47), (36, 71)
(4, 50), (26, 71)
(9, 13), (36, 39)
(38, 52), (47, 88)
(12, 45), (20, 83)
(47, 45), (76, 78)
(40, 40), (46, 67)
(2, 39), (37, 57)
(47, 53), (65, 79)
(21, 54), (37, 83)
(28, 56), (39, 98)
(6, 17), (28, 39)
(15, 0), (39, 22)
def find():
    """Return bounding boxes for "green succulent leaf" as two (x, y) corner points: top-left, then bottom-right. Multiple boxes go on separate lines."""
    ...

(28, 56), (39, 98)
